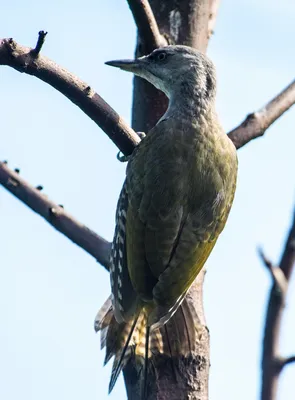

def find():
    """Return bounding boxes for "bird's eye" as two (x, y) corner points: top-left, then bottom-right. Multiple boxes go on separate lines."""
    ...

(157, 52), (166, 61)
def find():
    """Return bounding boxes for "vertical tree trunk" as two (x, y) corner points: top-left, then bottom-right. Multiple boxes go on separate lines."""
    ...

(132, 0), (210, 133)
(125, 2), (212, 399)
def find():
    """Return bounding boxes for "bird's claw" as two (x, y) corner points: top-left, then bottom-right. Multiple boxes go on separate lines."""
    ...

(117, 152), (130, 162)
(116, 132), (146, 162)
(137, 131), (146, 140)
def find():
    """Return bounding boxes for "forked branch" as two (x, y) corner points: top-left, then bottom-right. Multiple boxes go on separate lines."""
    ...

(260, 209), (295, 400)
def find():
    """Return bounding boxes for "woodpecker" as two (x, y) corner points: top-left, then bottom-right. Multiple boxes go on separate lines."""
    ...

(95, 45), (238, 396)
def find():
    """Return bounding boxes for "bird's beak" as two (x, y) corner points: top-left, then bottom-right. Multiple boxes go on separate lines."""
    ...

(105, 58), (145, 73)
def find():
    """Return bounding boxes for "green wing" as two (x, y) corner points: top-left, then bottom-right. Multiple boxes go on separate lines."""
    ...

(125, 117), (237, 311)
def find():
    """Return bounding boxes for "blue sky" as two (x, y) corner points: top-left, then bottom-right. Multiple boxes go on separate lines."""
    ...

(0, 1), (295, 399)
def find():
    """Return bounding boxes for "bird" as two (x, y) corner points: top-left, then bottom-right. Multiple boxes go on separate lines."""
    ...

(95, 45), (238, 397)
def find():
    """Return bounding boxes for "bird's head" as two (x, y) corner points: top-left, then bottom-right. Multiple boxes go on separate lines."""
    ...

(105, 45), (216, 101)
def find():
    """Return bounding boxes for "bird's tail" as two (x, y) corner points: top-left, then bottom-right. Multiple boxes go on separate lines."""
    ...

(95, 295), (202, 395)
(94, 296), (152, 393)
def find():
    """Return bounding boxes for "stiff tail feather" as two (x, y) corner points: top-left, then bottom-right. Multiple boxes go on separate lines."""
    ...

(94, 296), (202, 396)
(95, 298), (149, 393)
(142, 325), (150, 399)
(108, 314), (139, 392)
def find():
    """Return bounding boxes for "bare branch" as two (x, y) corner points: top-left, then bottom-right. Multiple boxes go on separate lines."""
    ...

(228, 79), (295, 149)
(278, 209), (295, 280)
(0, 37), (140, 156)
(32, 30), (48, 55)
(261, 209), (295, 400)
(0, 161), (111, 270)
(258, 247), (275, 270)
(281, 355), (295, 368)
(126, 0), (167, 51)
(208, 0), (220, 39)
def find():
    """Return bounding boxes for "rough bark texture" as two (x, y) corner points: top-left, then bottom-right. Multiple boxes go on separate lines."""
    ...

(208, 0), (220, 39)
(124, 272), (209, 400)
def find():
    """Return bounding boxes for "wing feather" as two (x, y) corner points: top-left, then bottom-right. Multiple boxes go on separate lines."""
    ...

(110, 184), (139, 322)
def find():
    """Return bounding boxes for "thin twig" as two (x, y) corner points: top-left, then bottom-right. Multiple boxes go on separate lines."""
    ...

(0, 162), (111, 270)
(0, 37), (140, 156)
(31, 30), (48, 55)
(258, 247), (274, 270)
(281, 355), (295, 368)
(257, 248), (288, 295)
(228, 79), (295, 149)
(126, 0), (167, 51)
(208, 0), (220, 39)
(261, 209), (295, 400)
(278, 209), (295, 280)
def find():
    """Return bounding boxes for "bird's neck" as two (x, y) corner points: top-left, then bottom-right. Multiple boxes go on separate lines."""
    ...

(160, 80), (216, 123)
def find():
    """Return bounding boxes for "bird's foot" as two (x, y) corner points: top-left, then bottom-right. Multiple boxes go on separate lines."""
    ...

(116, 132), (146, 162)
(137, 131), (146, 140)
(117, 152), (130, 162)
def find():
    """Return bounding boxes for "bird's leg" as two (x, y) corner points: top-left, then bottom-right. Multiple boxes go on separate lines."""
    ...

(116, 132), (146, 162)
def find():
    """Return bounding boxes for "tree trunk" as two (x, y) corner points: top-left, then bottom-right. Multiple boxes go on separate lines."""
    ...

(125, 2), (212, 399)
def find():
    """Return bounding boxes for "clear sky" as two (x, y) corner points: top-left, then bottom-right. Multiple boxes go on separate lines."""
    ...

(1, 1), (295, 399)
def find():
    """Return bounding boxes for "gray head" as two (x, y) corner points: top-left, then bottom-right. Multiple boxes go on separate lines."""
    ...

(106, 45), (217, 106)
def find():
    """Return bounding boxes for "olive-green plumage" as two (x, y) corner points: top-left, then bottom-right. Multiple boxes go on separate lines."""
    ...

(95, 45), (238, 394)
